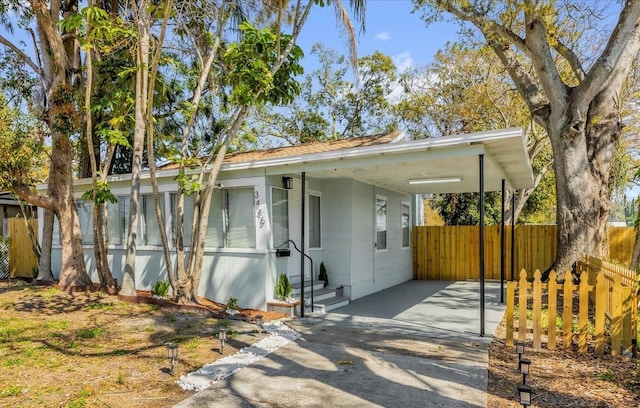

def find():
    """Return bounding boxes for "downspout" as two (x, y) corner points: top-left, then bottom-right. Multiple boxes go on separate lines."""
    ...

(479, 154), (485, 337)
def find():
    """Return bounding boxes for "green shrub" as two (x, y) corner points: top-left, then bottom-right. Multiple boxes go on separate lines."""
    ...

(225, 297), (239, 311)
(319, 262), (329, 288)
(152, 281), (170, 298)
(275, 273), (292, 301)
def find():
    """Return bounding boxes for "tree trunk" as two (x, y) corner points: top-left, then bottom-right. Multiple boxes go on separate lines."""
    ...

(550, 101), (619, 279)
(37, 208), (54, 280)
(121, 0), (150, 297)
(54, 185), (91, 288)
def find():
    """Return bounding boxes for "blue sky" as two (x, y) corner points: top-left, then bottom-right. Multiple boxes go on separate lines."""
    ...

(296, 1), (460, 74)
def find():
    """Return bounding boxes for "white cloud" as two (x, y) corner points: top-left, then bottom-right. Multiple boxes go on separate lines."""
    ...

(375, 31), (391, 41)
(393, 51), (414, 73)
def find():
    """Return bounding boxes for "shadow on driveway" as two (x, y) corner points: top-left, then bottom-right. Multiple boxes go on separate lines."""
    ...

(173, 280), (506, 408)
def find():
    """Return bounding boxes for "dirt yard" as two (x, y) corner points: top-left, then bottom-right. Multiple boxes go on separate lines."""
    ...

(0, 280), (285, 408)
(487, 317), (640, 407)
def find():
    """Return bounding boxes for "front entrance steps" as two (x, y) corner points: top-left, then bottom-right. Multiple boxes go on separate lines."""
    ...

(290, 276), (349, 314)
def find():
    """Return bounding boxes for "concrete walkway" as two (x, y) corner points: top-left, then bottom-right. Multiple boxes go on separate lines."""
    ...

(174, 280), (506, 408)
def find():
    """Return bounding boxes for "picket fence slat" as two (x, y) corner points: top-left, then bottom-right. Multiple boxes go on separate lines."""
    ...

(505, 257), (637, 357)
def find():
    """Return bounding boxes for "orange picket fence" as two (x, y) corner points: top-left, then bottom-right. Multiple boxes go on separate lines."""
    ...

(505, 262), (637, 357)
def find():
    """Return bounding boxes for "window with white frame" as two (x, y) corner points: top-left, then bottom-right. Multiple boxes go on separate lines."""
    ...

(271, 187), (289, 248)
(171, 193), (194, 247)
(309, 193), (321, 248)
(140, 195), (164, 246)
(226, 188), (256, 248)
(172, 188), (255, 249)
(376, 195), (387, 250)
(401, 201), (410, 248)
(105, 199), (123, 245)
(77, 200), (93, 245)
(205, 189), (225, 247)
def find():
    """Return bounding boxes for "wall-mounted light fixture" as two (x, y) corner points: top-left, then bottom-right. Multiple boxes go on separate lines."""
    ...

(408, 177), (462, 185)
(282, 176), (293, 189)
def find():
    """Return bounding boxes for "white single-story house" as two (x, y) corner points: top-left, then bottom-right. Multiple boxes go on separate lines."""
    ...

(40, 128), (534, 311)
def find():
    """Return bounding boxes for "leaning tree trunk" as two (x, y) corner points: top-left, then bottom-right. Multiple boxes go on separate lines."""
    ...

(550, 98), (620, 279)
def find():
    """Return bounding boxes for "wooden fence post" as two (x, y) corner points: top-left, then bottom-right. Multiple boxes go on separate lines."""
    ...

(611, 275), (622, 356)
(506, 281), (515, 346)
(563, 271), (573, 350)
(548, 271), (557, 349)
(533, 269), (542, 348)
(622, 285), (633, 357)
(578, 272), (590, 354)
(518, 269), (528, 342)
(595, 273), (606, 355)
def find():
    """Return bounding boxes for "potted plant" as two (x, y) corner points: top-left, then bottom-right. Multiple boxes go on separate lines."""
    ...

(319, 262), (329, 288)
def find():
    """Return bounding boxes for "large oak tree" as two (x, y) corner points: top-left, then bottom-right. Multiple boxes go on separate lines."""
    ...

(414, 0), (640, 276)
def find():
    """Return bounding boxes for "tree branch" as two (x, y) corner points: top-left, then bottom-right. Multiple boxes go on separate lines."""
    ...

(487, 35), (550, 130)
(523, 1), (569, 112)
(0, 34), (45, 80)
(10, 183), (55, 210)
(574, 0), (640, 110)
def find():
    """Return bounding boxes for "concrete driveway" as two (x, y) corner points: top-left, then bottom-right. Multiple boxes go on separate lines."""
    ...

(174, 280), (506, 408)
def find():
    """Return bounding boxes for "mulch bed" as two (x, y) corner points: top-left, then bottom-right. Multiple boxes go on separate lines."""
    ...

(488, 300), (640, 407)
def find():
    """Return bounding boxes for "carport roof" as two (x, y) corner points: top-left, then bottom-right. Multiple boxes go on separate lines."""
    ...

(221, 127), (534, 194)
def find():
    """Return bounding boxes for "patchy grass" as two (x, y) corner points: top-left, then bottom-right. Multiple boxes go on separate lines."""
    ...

(0, 280), (283, 408)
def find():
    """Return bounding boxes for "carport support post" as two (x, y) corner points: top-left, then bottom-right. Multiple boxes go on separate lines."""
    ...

(300, 171), (306, 317)
(511, 193), (515, 281)
(500, 179), (505, 304)
(479, 154), (485, 337)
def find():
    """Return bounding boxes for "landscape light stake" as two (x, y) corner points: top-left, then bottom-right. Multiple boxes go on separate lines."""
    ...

(515, 341), (526, 360)
(519, 358), (531, 384)
(219, 329), (227, 354)
(165, 342), (178, 376)
(517, 383), (533, 407)
(255, 315), (263, 338)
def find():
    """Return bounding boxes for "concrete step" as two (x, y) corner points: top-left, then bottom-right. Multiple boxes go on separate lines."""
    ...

(291, 280), (326, 296)
(305, 295), (350, 314)
(308, 287), (339, 302)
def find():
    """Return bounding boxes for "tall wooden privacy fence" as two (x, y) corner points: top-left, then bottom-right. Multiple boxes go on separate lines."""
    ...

(506, 259), (637, 357)
(413, 225), (635, 281)
(7, 218), (38, 279)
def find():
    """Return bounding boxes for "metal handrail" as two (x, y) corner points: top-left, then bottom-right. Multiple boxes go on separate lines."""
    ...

(277, 240), (314, 313)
